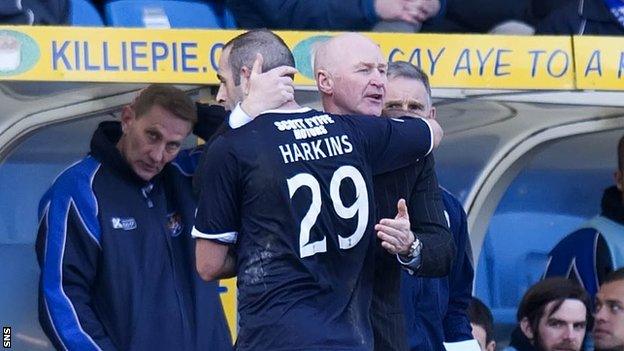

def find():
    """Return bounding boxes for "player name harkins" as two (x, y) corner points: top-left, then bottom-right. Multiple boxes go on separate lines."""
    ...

(274, 115), (353, 164)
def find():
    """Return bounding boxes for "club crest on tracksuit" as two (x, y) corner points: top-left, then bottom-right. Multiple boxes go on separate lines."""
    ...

(167, 212), (183, 237)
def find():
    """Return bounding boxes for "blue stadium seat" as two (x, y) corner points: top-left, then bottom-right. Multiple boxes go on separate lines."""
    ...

(69, 0), (104, 26)
(104, 0), (232, 28)
(474, 168), (611, 327)
(475, 212), (584, 325)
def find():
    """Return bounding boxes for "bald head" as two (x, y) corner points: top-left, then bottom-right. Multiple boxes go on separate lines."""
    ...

(314, 33), (381, 76)
(314, 33), (387, 116)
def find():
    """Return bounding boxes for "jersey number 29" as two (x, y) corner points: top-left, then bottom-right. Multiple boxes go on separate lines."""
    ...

(287, 165), (369, 258)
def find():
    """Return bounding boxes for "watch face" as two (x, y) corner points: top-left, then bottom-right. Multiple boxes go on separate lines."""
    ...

(411, 239), (422, 257)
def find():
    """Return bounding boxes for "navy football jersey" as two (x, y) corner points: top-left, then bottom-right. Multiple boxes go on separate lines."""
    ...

(193, 107), (432, 350)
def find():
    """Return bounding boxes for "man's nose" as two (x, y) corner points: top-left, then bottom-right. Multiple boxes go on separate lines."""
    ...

(370, 69), (386, 87)
(216, 84), (227, 106)
(595, 306), (609, 322)
(148, 144), (165, 163)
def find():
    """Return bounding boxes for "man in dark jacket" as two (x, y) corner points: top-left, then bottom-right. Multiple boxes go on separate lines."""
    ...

(536, 0), (624, 35)
(0, 0), (68, 25)
(35, 85), (232, 350)
(382, 61), (478, 351)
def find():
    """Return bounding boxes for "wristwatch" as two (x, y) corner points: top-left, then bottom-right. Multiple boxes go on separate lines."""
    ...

(397, 235), (423, 273)
(406, 237), (422, 259)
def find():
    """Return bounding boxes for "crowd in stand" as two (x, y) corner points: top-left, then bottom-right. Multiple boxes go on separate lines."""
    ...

(2, 0), (624, 35)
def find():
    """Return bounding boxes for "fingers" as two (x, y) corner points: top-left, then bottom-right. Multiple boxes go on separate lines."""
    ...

(381, 240), (400, 254)
(397, 12), (422, 25)
(269, 65), (298, 77)
(413, 11), (428, 23)
(396, 198), (408, 219)
(251, 53), (264, 76)
(376, 224), (407, 241)
(377, 232), (402, 252)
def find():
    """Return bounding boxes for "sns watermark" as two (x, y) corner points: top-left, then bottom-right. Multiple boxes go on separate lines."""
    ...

(2, 326), (9, 348)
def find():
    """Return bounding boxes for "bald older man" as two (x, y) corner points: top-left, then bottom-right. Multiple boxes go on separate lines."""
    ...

(194, 29), (446, 351)
(314, 33), (455, 351)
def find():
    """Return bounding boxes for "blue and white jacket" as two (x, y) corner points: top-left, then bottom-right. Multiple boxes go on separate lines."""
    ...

(544, 186), (624, 299)
(35, 121), (232, 351)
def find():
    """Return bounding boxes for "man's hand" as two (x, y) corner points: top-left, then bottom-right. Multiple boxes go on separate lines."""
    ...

(375, 0), (438, 25)
(410, 0), (441, 22)
(375, 199), (415, 255)
(240, 53), (297, 118)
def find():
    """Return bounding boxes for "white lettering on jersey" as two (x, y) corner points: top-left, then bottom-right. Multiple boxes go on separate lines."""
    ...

(278, 135), (354, 164)
(274, 114), (336, 140)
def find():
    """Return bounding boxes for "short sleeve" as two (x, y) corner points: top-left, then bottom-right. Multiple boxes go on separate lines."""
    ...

(192, 136), (241, 244)
(346, 115), (433, 175)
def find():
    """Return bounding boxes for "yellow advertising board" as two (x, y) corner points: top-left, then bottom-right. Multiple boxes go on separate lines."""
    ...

(574, 36), (624, 90)
(0, 26), (579, 90)
(370, 33), (574, 90)
(219, 278), (237, 340)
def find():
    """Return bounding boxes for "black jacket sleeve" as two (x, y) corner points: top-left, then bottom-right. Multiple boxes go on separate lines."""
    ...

(192, 103), (232, 195)
(409, 155), (456, 277)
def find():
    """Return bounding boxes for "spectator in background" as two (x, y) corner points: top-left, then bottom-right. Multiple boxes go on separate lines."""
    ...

(0, 0), (68, 24)
(422, 0), (534, 33)
(505, 278), (591, 351)
(594, 268), (624, 351)
(468, 297), (496, 351)
(381, 61), (477, 351)
(535, 0), (624, 35)
(314, 34), (454, 351)
(226, 0), (443, 31)
(544, 135), (624, 299)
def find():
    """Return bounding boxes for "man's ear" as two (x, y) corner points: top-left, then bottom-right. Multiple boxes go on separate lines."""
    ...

(429, 105), (437, 120)
(486, 340), (496, 351)
(520, 317), (535, 340)
(615, 170), (623, 192)
(316, 69), (333, 95)
(240, 66), (252, 96)
(120, 105), (135, 133)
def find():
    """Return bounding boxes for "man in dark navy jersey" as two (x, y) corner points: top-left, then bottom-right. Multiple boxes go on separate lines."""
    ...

(192, 30), (440, 351)
(314, 34), (455, 351)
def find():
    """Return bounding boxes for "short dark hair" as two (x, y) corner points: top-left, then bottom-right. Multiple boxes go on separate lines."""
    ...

(133, 84), (197, 124)
(618, 135), (624, 171)
(517, 278), (592, 336)
(224, 29), (295, 85)
(468, 297), (495, 344)
(604, 267), (624, 285)
(387, 61), (432, 102)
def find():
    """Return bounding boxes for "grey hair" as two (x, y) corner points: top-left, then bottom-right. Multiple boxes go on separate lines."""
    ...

(225, 29), (295, 85)
(387, 61), (432, 106)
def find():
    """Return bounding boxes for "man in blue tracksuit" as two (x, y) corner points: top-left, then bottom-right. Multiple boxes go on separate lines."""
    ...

(35, 85), (232, 351)
(383, 61), (479, 350)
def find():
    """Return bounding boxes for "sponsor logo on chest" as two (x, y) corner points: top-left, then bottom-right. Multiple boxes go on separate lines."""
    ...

(111, 217), (137, 231)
